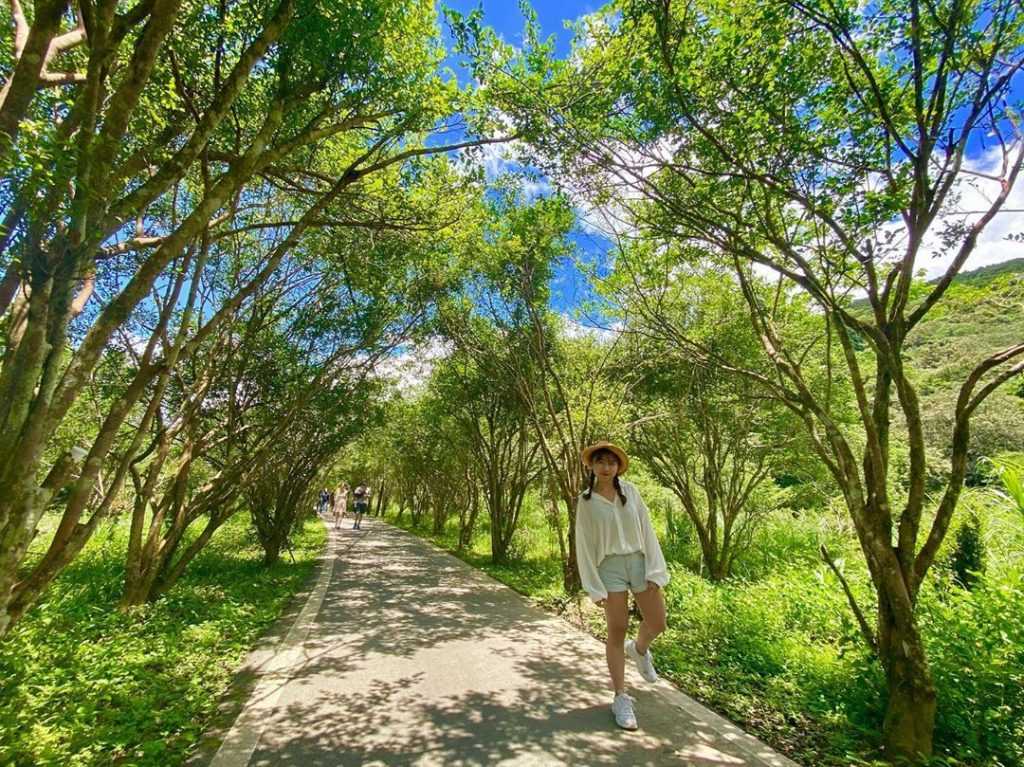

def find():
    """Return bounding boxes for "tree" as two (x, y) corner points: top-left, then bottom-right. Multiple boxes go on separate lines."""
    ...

(431, 348), (543, 563)
(462, 0), (1024, 758)
(368, 392), (478, 534)
(114, 158), (463, 605)
(621, 265), (817, 580)
(0, 0), (505, 633)
(440, 190), (626, 591)
(247, 372), (378, 566)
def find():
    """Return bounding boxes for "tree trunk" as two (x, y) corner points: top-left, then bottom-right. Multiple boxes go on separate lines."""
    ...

(432, 501), (446, 536)
(0, 0), (69, 150)
(707, 555), (728, 582)
(563, 495), (581, 593)
(880, 604), (937, 761)
(491, 538), (509, 564)
(0, 450), (82, 634)
(120, 580), (152, 608)
(458, 489), (480, 551)
(122, 555), (166, 607)
(262, 537), (283, 567)
(490, 505), (510, 564)
(146, 516), (225, 602)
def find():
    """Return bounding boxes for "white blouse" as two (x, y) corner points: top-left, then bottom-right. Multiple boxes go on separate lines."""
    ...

(574, 479), (670, 603)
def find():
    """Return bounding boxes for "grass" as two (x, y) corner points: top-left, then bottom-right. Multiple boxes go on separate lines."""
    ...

(0, 513), (326, 767)
(385, 492), (1024, 767)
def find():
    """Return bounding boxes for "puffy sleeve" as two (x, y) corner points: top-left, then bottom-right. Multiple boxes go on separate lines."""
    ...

(574, 498), (608, 604)
(634, 486), (670, 589)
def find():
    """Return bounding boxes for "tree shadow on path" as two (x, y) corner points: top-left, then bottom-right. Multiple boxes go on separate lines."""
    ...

(211, 522), (796, 767)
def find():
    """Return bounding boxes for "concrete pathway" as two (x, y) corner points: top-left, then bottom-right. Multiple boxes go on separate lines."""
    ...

(198, 519), (801, 767)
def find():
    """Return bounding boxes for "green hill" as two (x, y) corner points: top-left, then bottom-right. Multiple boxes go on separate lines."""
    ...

(905, 259), (1024, 465)
(932, 257), (1024, 285)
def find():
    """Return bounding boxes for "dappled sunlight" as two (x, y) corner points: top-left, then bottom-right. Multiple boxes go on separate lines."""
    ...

(204, 521), (796, 767)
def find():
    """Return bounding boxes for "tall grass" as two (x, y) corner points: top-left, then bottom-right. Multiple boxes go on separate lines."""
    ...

(990, 453), (1024, 517)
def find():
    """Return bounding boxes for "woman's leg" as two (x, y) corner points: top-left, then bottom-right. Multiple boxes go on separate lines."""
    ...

(633, 583), (667, 655)
(604, 591), (629, 693)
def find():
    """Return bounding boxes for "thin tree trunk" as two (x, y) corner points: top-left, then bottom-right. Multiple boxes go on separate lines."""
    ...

(563, 494), (580, 593)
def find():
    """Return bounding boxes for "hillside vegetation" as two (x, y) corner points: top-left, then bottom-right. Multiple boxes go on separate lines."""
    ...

(905, 261), (1024, 470)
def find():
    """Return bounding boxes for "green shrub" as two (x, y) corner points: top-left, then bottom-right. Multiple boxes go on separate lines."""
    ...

(991, 454), (1024, 516)
(948, 511), (986, 591)
(0, 514), (325, 767)
(920, 568), (1024, 766)
(729, 507), (848, 582)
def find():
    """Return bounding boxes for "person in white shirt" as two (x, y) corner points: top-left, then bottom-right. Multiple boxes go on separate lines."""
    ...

(575, 441), (669, 731)
(332, 482), (348, 529)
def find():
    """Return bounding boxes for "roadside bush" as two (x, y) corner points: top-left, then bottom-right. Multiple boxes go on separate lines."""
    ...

(0, 515), (325, 767)
(921, 567), (1024, 765)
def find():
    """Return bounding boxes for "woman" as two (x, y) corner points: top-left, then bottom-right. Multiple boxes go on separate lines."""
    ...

(332, 482), (348, 529)
(575, 441), (669, 731)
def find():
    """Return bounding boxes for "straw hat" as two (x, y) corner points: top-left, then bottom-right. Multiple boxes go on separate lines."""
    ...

(581, 441), (629, 475)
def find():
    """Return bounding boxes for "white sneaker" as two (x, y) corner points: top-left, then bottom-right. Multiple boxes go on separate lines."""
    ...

(611, 692), (638, 730)
(626, 639), (659, 683)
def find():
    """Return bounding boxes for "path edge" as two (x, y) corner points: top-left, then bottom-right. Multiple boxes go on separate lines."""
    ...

(183, 516), (335, 767)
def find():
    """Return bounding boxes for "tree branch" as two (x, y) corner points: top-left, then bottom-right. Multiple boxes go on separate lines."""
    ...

(821, 544), (878, 654)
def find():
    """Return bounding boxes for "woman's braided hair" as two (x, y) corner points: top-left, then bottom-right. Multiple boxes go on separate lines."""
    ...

(582, 448), (628, 504)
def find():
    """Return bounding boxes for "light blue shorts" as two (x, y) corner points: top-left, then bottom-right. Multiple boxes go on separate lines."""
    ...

(598, 552), (647, 593)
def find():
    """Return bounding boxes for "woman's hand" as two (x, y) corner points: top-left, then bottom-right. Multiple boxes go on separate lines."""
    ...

(597, 598), (607, 607)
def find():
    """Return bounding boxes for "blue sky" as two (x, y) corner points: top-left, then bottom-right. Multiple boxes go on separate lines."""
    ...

(441, 0), (598, 59)
(438, 1), (616, 316)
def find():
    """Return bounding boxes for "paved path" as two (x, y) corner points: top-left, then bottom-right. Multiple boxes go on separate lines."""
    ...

(199, 519), (800, 767)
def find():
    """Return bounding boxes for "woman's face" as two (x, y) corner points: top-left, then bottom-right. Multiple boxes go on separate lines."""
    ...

(591, 450), (620, 479)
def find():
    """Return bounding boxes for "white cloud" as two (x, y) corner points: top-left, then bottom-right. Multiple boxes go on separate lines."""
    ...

(480, 141), (511, 179)
(596, 144), (1024, 284)
(859, 149), (1023, 277)
(917, 146), (1024, 278)
(557, 135), (683, 241)
(561, 313), (622, 343)
(373, 337), (452, 393)
(476, 140), (553, 200)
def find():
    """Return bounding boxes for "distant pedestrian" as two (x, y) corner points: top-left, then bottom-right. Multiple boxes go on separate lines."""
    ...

(333, 482), (348, 529)
(352, 483), (370, 530)
(318, 488), (330, 517)
(575, 441), (669, 731)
